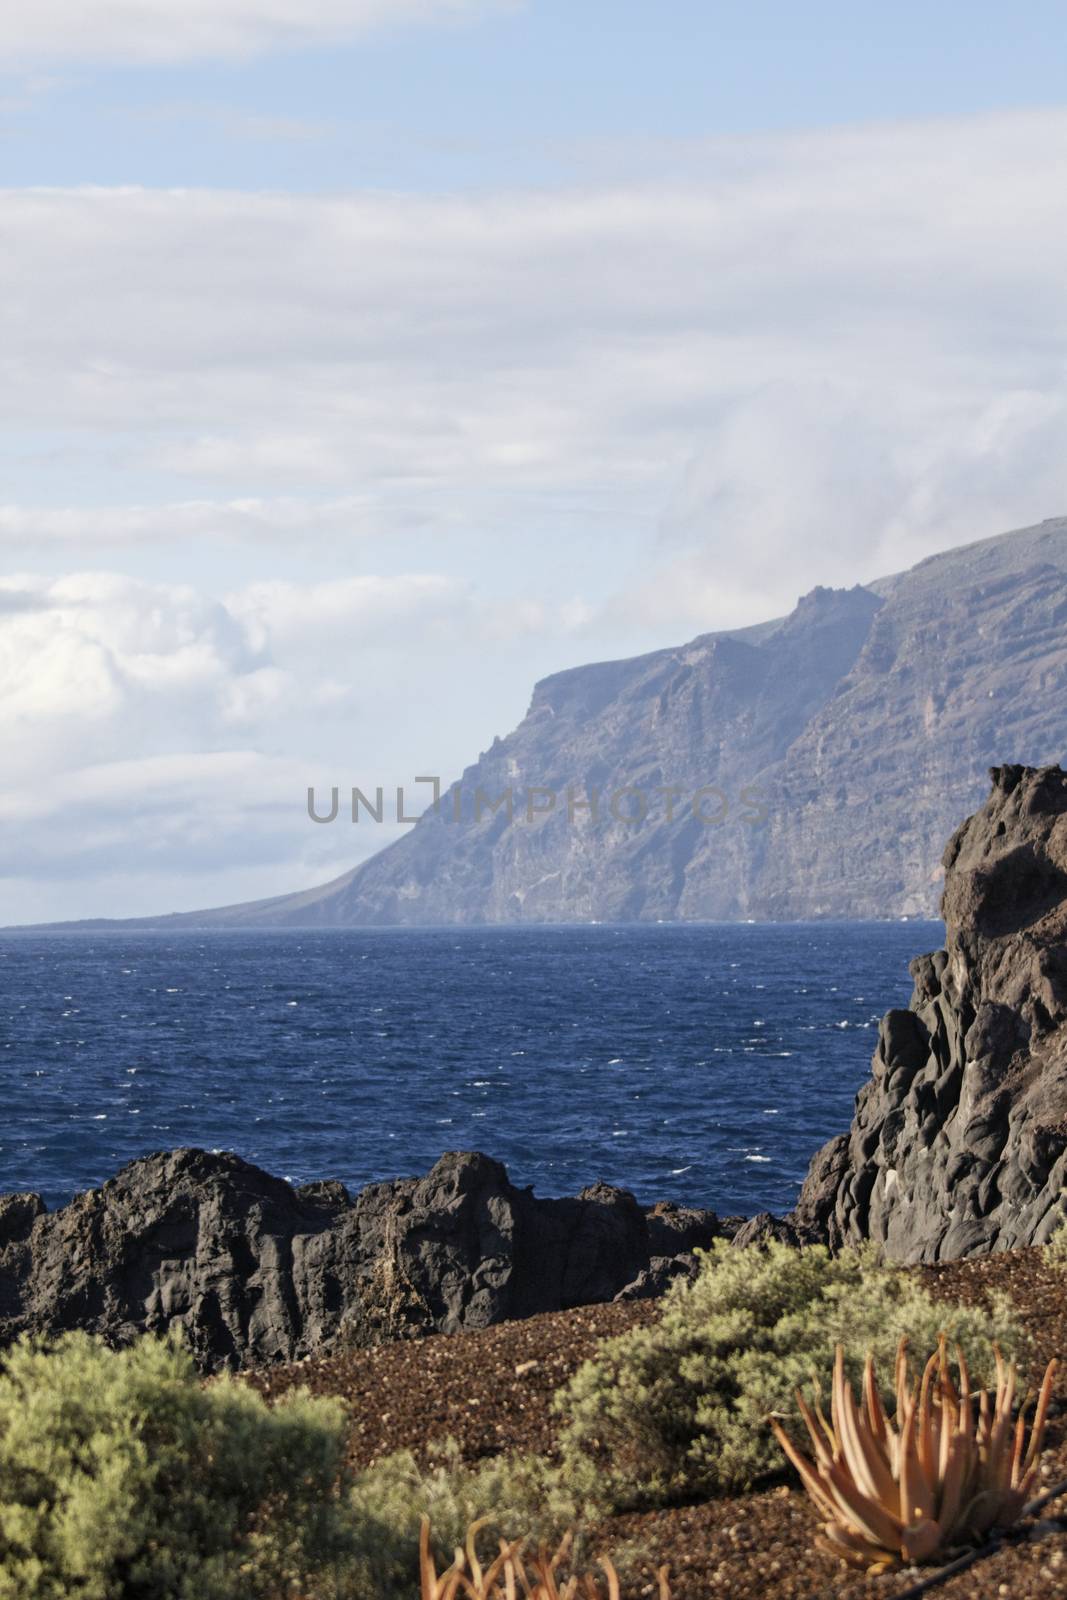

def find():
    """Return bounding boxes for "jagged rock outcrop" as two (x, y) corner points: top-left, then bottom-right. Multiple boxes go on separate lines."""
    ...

(795, 765), (1067, 1261)
(0, 1148), (721, 1370)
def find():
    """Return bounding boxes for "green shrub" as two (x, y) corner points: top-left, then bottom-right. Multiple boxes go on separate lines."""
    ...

(0, 1330), (603, 1600)
(1046, 1218), (1067, 1264)
(553, 1240), (1026, 1510)
(0, 1332), (371, 1600)
(349, 1438), (598, 1586)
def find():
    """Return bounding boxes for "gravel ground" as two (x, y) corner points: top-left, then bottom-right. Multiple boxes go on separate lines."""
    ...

(247, 1300), (660, 1469)
(248, 1249), (1067, 1600)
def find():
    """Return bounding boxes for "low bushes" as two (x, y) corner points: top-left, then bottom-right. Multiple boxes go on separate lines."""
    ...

(350, 1440), (596, 1589)
(0, 1242), (1029, 1593)
(0, 1332), (369, 1600)
(1046, 1218), (1067, 1264)
(553, 1240), (1025, 1510)
(0, 1334), (589, 1600)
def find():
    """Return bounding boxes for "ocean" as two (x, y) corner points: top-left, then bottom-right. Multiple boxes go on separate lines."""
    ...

(0, 921), (942, 1216)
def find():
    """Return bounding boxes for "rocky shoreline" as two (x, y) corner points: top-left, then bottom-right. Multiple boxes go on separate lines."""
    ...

(3, 764), (1067, 1370)
(0, 1145), (733, 1370)
(794, 762), (1067, 1259)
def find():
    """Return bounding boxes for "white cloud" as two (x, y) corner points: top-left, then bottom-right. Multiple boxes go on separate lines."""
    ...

(3, 110), (1067, 582)
(615, 381), (1067, 632)
(0, 568), (491, 765)
(0, 0), (519, 65)
(0, 745), (382, 923)
(0, 566), (590, 920)
(0, 571), (265, 784)
(5, 108), (1067, 917)
(231, 573), (467, 645)
(0, 495), (434, 545)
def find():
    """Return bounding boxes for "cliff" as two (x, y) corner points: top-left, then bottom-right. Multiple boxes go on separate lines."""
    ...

(795, 764), (1067, 1260)
(53, 514), (1067, 929)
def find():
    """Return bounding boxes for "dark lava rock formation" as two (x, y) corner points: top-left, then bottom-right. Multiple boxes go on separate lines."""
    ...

(795, 765), (1067, 1261)
(0, 1149), (722, 1370)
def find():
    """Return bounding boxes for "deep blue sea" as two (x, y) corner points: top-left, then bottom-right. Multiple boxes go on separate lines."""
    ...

(0, 922), (942, 1216)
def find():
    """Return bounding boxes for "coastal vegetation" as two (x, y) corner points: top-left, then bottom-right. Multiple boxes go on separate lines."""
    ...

(0, 1333), (361, 1600)
(0, 1244), (1030, 1599)
(416, 1520), (670, 1600)
(773, 1338), (1056, 1571)
(552, 1240), (1023, 1509)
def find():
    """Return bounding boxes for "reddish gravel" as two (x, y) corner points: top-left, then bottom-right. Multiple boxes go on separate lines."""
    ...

(247, 1299), (659, 1470)
(248, 1250), (1067, 1600)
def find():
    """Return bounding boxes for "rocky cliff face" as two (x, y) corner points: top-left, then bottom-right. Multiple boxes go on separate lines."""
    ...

(85, 515), (1067, 930)
(795, 765), (1067, 1261)
(0, 1149), (722, 1370)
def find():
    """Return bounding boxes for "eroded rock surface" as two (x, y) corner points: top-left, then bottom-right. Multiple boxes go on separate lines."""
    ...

(0, 1149), (721, 1369)
(30, 518), (1067, 931)
(795, 765), (1067, 1261)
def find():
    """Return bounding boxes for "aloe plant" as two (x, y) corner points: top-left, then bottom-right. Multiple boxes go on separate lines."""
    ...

(772, 1337), (1058, 1571)
(418, 1517), (670, 1600)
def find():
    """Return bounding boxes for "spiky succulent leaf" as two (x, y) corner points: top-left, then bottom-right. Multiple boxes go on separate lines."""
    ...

(774, 1340), (1058, 1572)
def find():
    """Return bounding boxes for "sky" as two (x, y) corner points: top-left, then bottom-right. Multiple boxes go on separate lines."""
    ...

(2, 1), (1067, 922)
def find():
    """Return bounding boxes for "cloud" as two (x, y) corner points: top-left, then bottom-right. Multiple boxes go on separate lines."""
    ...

(0, 495), (437, 545)
(615, 382), (1067, 632)
(0, 568), (493, 761)
(4, 111), (1067, 585)
(6, 108), (1067, 917)
(230, 573), (466, 645)
(0, 566), (590, 920)
(0, 568), (389, 919)
(0, 0), (519, 65)
(0, 572), (265, 783)
(0, 745), (382, 925)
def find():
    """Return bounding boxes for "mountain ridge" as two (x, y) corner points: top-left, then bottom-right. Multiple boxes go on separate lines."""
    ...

(14, 515), (1067, 930)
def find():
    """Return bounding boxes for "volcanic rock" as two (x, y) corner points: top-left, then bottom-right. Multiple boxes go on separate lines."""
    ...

(794, 765), (1067, 1261)
(0, 1148), (723, 1370)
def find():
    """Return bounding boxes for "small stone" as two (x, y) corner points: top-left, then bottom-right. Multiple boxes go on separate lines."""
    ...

(1029, 1519), (1061, 1540)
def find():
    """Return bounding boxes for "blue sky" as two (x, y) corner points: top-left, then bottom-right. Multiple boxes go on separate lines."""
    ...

(6, 3), (1067, 191)
(2, 1), (1067, 921)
